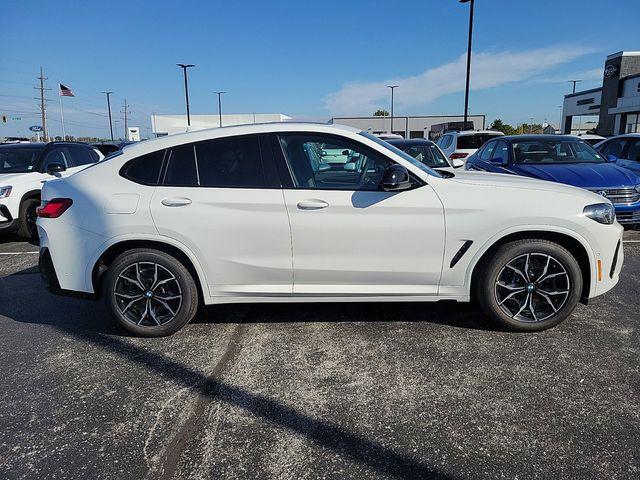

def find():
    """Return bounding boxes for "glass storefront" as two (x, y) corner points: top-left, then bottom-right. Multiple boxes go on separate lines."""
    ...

(625, 113), (640, 133)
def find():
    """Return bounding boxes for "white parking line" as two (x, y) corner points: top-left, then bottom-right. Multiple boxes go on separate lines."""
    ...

(623, 240), (640, 243)
(0, 252), (39, 255)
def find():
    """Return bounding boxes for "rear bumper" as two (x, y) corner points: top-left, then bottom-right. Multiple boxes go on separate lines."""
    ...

(39, 247), (97, 300)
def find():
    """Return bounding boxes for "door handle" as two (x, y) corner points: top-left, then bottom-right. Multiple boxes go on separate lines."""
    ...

(161, 197), (192, 207)
(297, 199), (329, 210)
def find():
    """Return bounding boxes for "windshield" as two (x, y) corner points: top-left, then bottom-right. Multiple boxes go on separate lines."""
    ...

(359, 132), (442, 178)
(457, 134), (502, 149)
(0, 147), (42, 173)
(513, 139), (605, 164)
(401, 144), (450, 168)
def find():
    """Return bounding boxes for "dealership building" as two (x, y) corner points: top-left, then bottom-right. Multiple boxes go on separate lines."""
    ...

(330, 114), (486, 140)
(561, 51), (640, 136)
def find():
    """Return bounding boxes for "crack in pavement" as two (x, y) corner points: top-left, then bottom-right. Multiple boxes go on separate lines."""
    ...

(149, 323), (248, 480)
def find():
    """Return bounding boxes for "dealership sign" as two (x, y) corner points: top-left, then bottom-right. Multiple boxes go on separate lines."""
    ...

(604, 65), (618, 78)
(29, 125), (43, 132)
(577, 97), (595, 106)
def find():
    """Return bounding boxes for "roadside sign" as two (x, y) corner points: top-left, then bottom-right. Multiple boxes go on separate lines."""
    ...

(29, 125), (43, 132)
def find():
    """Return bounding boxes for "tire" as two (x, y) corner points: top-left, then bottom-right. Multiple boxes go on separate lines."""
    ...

(475, 239), (583, 332)
(17, 198), (40, 241)
(103, 249), (199, 337)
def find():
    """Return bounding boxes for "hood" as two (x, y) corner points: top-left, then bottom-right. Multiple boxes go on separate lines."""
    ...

(0, 172), (39, 185)
(510, 162), (640, 189)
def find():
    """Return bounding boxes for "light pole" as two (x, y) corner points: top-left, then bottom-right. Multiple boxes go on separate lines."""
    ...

(459, 0), (474, 128)
(101, 91), (114, 140)
(568, 79), (582, 94)
(177, 63), (195, 127)
(213, 91), (226, 127)
(387, 85), (398, 134)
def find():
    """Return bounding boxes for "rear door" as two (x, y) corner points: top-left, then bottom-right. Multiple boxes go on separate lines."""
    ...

(149, 134), (293, 297)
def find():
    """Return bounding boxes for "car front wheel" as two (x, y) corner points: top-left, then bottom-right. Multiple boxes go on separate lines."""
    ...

(476, 239), (583, 331)
(103, 249), (199, 337)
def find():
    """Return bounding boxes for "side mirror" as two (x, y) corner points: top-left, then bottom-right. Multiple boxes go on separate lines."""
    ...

(46, 162), (66, 175)
(380, 164), (412, 192)
(489, 157), (508, 166)
(452, 158), (465, 168)
(606, 154), (618, 163)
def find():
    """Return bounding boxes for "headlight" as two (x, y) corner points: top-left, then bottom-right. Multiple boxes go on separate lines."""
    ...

(0, 186), (12, 199)
(636, 184), (640, 194)
(583, 203), (615, 225)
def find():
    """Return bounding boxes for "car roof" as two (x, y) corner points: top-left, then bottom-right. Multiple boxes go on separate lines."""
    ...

(122, 122), (361, 156)
(0, 142), (46, 149)
(500, 134), (580, 142)
(454, 130), (504, 136)
(386, 138), (436, 146)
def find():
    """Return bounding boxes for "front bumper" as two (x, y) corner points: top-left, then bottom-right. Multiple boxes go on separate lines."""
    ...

(613, 202), (640, 224)
(0, 204), (19, 233)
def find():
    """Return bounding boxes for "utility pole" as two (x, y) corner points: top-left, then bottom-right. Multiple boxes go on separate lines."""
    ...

(387, 85), (398, 134)
(35, 67), (50, 141)
(568, 79), (582, 94)
(121, 99), (130, 140)
(213, 91), (226, 127)
(102, 91), (114, 140)
(460, 0), (475, 128)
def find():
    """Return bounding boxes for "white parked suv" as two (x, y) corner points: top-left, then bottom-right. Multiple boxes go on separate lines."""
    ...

(437, 130), (504, 162)
(37, 123), (623, 336)
(0, 142), (104, 239)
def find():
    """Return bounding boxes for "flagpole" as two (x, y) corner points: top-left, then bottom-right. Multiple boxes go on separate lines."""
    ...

(59, 90), (66, 141)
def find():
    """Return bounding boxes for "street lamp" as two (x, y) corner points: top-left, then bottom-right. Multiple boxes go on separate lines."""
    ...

(177, 63), (195, 127)
(101, 91), (114, 141)
(213, 91), (226, 127)
(568, 79), (582, 94)
(459, 0), (474, 128)
(387, 85), (399, 134)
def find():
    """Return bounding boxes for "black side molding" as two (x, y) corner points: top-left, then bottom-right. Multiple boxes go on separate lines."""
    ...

(450, 240), (473, 268)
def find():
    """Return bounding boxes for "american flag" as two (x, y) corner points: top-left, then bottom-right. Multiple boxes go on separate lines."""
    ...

(59, 83), (75, 97)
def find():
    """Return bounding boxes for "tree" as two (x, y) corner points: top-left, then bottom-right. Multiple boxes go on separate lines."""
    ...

(489, 119), (516, 135)
(373, 109), (389, 117)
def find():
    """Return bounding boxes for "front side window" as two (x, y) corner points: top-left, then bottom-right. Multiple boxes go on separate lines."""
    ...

(41, 147), (72, 170)
(491, 141), (510, 162)
(625, 139), (640, 162)
(195, 136), (265, 188)
(512, 139), (605, 164)
(164, 145), (198, 186)
(600, 139), (626, 158)
(403, 144), (449, 168)
(439, 135), (453, 149)
(0, 147), (43, 173)
(278, 134), (393, 191)
(66, 145), (100, 166)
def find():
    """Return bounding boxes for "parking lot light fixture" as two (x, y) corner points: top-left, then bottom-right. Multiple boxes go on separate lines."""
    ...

(387, 85), (399, 134)
(459, 0), (474, 127)
(177, 63), (195, 127)
(213, 91), (226, 127)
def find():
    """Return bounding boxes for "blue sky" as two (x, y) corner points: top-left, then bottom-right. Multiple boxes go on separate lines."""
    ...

(1, 0), (639, 138)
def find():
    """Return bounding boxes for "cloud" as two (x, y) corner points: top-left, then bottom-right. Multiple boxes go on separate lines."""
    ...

(531, 67), (603, 84)
(323, 46), (595, 115)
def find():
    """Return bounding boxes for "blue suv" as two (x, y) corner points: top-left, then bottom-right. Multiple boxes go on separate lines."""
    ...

(465, 135), (640, 224)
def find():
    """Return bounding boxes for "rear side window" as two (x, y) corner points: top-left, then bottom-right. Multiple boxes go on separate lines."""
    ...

(195, 136), (265, 188)
(478, 142), (495, 160)
(164, 145), (198, 186)
(457, 134), (502, 150)
(121, 150), (165, 185)
(491, 141), (510, 161)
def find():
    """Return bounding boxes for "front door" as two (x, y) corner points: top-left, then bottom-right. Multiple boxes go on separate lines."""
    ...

(274, 132), (445, 296)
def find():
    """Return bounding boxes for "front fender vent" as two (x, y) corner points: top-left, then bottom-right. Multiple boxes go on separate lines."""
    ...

(450, 240), (473, 268)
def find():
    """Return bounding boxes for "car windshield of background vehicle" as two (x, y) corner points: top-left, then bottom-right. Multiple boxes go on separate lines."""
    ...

(512, 140), (605, 164)
(457, 134), (503, 149)
(359, 132), (443, 178)
(403, 144), (450, 168)
(0, 147), (43, 173)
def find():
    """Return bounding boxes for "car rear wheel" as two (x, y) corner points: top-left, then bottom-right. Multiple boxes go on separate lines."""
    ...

(475, 239), (583, 331)
(17, 198), (40, 241)
(103, 249), (199, 337)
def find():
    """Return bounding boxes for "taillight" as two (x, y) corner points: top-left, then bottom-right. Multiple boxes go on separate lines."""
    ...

(36, 198), (73, 218)
(450, 152), (469, 160)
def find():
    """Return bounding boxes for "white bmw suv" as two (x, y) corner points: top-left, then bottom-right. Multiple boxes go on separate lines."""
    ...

(37, 123), (623, 336)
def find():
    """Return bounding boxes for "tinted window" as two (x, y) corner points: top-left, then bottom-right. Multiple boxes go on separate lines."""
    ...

(625, 139), (640, 162)
(279, 133), (392, 191)
(122, 150), (165, 185)
(439, 135), (453, 149)
(491, 141), (510, 161)
(478, 142), (495, 160)
(164, 145), (198, 186)
(67, 145), (100, 166)
(42, 147), (72, 169)
(402, 144), (449, 168)
(600, 139), (626, 158)
(196, 136), (265, 188)
(457, 134), (502, 149)
(0, 147), (43, 173)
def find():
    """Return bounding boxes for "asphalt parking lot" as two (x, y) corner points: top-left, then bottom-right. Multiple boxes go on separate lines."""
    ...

(0, 232), (638, 480)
